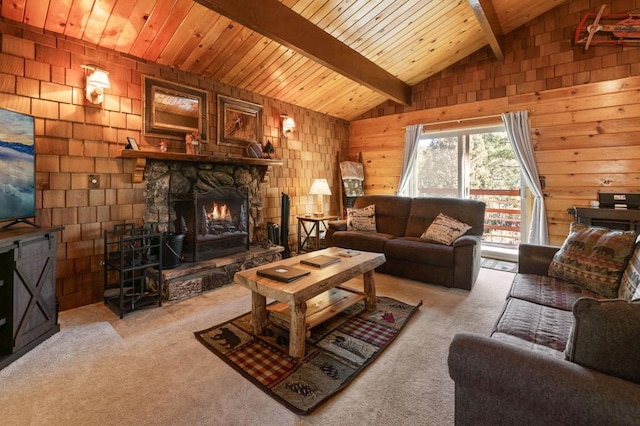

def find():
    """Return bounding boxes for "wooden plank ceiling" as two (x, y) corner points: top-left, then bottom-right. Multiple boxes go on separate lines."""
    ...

(0, 0), (567, 121)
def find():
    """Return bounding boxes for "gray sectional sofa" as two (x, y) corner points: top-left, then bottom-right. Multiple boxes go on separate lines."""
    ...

(448, 241), (640, 425)
(325, 195), (486, 290)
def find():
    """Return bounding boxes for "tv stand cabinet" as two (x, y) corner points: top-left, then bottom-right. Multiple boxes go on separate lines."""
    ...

(0, 226), (62, 371)
(570, 207), (640, 233)
(2, 218), (40, 230)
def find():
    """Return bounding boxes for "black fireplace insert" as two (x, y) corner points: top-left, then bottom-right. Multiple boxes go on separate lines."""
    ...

(172, 187), (249, 261)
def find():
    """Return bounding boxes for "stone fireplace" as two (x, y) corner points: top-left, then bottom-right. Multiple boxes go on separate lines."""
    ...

(120, 151), (284, 301)
(142, 159), (267, 249)
(172, 186), (249, 261)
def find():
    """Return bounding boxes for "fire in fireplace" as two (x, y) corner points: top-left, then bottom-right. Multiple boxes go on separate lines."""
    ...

(172, 187), (249, 261)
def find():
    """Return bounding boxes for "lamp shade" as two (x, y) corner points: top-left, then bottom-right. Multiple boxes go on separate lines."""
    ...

(309, 179), (331, 196)
(84, 67), (110, 104)
(87, 70), (110, 89)
(281, 114), (295, 136)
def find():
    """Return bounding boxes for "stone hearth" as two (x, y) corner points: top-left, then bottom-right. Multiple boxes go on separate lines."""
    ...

(154, 245), (283, 301)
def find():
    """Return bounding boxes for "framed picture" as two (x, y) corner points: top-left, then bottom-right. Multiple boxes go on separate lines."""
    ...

(126, 137), (139, 150)
(142, 76), (208, 142)
(217, 95), (263, 147)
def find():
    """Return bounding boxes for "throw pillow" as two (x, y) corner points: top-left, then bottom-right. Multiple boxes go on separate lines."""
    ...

(347, 204), (376, 232)
(619, 243), (640, 301)
(420, 213), (471, 245)
(565, 298), (640, 384)
(548, 223), (636, 298)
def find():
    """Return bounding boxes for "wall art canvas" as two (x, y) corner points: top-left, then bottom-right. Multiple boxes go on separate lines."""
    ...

(0, 108), (35, 222)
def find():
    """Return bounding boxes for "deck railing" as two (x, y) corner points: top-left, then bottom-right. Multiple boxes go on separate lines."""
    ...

(416, 188), (522, 246)
(469, 189), (521, 246)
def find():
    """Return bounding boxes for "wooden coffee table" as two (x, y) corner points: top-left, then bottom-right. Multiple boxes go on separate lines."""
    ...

(233, 247), (386, 358)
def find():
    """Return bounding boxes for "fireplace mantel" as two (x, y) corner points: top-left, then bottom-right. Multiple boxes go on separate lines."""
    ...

(118, 150), (283, 183)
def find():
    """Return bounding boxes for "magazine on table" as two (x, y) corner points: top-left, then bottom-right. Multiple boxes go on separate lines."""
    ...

(300, 255), (341, 268)
(257, 266), (310, 283)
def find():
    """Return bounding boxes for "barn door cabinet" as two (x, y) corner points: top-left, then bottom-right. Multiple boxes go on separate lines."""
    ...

(0, 227), (62, 371)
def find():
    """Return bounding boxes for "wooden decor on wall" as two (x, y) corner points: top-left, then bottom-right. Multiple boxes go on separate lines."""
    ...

(575, 5), (640, 50)
(217, 95), (263, 147)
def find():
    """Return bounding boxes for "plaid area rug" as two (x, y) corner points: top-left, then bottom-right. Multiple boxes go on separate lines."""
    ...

(194, 296), (422, 415)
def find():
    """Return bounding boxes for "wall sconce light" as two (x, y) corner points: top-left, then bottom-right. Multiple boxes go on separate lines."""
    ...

(81, 65), (110, 105)
(281, 114), (295, 137)
(309, 178), (332, 216)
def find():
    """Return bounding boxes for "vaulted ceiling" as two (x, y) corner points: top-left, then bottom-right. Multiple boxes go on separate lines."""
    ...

(0, 0), (569, 121)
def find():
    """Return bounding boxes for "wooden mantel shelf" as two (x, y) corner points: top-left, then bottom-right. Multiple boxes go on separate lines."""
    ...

(118, 150), (283, 183)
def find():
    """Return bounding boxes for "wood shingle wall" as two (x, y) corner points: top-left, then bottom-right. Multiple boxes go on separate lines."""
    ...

(0, 18), (348, 310)
(350, 0), (640, 246)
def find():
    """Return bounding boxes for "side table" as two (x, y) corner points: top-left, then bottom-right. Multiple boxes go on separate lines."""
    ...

(297, 214), (339, 253)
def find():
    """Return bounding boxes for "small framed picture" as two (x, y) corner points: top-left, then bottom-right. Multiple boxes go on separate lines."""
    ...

(126, 137), (139, 150)
(217, 95), (263, 147)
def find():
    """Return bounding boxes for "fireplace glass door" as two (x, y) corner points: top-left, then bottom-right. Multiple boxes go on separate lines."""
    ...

(172, 187), (249, 261)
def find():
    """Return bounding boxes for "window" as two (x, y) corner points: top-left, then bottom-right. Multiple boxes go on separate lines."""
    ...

(411, 125), (523, 247)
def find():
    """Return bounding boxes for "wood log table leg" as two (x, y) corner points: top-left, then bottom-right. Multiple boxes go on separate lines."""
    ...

(289, 301), (307, 358)
(363, 269), (377, 311)
(251, 292), (267, 335)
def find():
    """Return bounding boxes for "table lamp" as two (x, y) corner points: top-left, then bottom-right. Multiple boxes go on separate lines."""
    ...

(309, 178), (331, 216)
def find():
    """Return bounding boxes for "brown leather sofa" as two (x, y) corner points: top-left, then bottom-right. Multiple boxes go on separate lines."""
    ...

(325, 195), (486, 290)
(448, 243), (640, 425)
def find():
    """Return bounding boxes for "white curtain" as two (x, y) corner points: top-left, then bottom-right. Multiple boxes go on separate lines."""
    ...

(397, 124), (423, 196)
(501, 111), (549, 245)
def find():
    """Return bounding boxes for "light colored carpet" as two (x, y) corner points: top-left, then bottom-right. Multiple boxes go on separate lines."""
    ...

(0, 268), (513, 426)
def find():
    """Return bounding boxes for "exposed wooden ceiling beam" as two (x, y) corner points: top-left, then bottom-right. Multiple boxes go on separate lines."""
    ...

(194, 0), (412, 106)
(468, 0), (504, 61)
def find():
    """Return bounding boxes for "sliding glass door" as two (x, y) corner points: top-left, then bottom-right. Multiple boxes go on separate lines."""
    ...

(413, 126), (523, 247)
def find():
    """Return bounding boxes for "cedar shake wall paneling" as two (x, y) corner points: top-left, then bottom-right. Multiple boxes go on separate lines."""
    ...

(350, 0), (640, 246)
(0, 18), (348, 311)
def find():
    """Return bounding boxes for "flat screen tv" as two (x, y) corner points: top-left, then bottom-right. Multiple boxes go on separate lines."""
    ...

(0, 107), (36, 229)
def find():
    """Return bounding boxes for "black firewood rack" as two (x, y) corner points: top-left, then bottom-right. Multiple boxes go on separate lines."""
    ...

(102, 224), (163, 318)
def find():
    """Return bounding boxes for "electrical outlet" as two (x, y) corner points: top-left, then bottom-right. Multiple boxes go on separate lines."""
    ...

(88, 175), (100, 189)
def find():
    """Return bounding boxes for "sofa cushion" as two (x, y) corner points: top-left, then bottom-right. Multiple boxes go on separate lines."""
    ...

(346, 204), (376, 232)
(509, 273), (608, 311)
(492, 298), (573, 352)
(384, 237), (454, 267)
(420, 213), (471, 245)
(403, 197), (485, 238)
(619, 243), (640, 301)
(548, 223), (636, 298)
(491, 332), (566, 360)
(352, 196), (412, 236)
(565, 298), (640, 384)
(330, 230), (395, 253)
